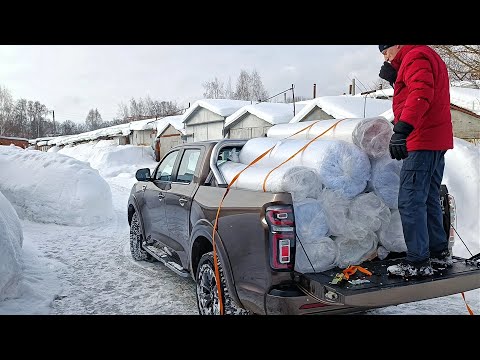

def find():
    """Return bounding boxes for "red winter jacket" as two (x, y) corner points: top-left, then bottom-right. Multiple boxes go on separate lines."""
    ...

(390, 45), (453, 151)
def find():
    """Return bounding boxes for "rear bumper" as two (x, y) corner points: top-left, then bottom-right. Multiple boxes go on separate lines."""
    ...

(264, 286), (366, 315)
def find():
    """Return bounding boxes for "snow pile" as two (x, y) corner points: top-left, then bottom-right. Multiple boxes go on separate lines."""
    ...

(0, 190), (23, 301)
(58, 140), (158, 179)
(0, 146), (114, 226)
(444, 138), (480, 258)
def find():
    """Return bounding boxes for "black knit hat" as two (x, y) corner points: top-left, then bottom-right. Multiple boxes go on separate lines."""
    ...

(379, 45), (394, 53)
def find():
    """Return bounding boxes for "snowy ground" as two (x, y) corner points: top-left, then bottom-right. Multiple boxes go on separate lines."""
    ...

(0, 139), (478, 315)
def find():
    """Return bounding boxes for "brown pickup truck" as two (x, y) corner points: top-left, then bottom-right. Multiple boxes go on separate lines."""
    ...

(127, 139), (480, 315)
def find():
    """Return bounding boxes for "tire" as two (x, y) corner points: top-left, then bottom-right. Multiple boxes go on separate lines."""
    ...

(129, 212), (151, 261)
(195, 251), (251, 315)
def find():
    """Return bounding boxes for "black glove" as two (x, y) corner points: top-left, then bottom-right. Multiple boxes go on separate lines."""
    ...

(389, 121), (414, 161)
(379, 61), (397, 87)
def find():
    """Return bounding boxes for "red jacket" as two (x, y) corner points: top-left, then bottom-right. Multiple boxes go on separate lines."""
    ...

(390, 45), (453, 151)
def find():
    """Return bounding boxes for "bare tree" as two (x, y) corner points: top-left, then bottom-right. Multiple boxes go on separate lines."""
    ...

(0, 85), (14, 135)
(431, 45), (480, 85)
(60, 120), (77, 135)
(225, 77), (234, 99)
(250, 69), (269, 102)
(202, 77), (225, 99)
(144, 96), (155, 117)
(234, 70), (251, 100)
(85, 108), (103, 131)
(117, 102), (130, 121)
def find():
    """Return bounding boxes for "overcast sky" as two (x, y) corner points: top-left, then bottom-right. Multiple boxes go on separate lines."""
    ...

(0, 45), (383, 124)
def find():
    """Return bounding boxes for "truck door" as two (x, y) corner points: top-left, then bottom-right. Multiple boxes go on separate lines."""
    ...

(143, 150), (180, 244)
(163, 147), (202, 268)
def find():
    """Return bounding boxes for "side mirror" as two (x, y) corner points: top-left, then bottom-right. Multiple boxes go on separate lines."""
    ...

(135, 168), (151, 181)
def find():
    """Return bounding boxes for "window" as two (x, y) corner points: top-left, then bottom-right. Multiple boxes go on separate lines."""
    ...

(155, 150), (179, 181)
(176, 149), (201, 184)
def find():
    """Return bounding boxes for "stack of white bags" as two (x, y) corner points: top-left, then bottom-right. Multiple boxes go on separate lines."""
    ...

(219, 117), (409, 273)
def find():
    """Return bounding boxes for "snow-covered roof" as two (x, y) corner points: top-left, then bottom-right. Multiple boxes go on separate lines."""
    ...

(289, 95), (393, 123)
(49, 123), (131, 146)
(181, 99), (252, 123)
(156, 115), (186, 136)
(129, 117), (158, 131)
(0, 136), (28, 141)
(224, 102), (306, 129)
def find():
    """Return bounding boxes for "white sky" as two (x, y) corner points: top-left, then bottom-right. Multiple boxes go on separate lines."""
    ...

(0, 45), (383, 124)
(0, 138), (479, 314)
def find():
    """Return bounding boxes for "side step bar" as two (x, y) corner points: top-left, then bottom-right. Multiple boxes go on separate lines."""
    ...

(143, 244), (190, 278)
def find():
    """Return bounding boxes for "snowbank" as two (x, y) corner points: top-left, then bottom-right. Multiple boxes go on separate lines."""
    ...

(0, 190), (23, 301)
(58, 140), (158, 178)
(0, 146), (114, 226)
(444, 138), (480, 258)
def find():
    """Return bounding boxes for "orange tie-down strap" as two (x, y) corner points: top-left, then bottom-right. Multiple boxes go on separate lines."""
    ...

(342, 265), (372, 280)
(211, 119), (323, 314)
(461, 292), (475, 315)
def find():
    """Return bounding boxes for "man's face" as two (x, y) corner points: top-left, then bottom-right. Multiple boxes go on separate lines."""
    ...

(382, 45), (401, 62)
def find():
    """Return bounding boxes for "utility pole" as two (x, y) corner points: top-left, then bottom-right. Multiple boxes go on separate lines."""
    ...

(292, 84), (296, 116)
(52, 110), (55, 135)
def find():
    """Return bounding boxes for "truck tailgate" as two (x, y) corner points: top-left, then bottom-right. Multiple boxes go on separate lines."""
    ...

(297, 257), (480, 308)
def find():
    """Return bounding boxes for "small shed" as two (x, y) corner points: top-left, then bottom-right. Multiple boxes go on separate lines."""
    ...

(129, 117), (158, 147)
(224, 102), (306, 139)
(181, 99), (251, 142)
(154, 115), (186, 161)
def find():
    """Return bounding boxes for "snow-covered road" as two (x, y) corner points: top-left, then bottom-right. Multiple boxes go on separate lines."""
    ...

(18, 178), (198, 315)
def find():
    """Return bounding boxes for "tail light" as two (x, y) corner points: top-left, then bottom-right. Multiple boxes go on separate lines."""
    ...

(448, 194), (456, 252)
(265, 205), (296, 271)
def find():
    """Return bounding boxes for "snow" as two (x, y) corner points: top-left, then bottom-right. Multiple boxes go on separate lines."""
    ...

(0, 137), (479, 315)
(156, 115), (186, 136)
(224, 102), (306, 128)
(450, 86), (480, 115)
(0, 191), (23, 301)
(290, 95), (393, 123)
(0, 145), (114, 226)
(181, 99), (252, 121)
(57, 140), (157, 179)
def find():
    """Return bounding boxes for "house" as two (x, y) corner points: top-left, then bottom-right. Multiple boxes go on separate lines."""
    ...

(181, 99), (252, 142)
(289, 95), (393, 123)
(224, 102), (306, 139)
(0, 136), (29, 149)
(154, 115), (186, 161)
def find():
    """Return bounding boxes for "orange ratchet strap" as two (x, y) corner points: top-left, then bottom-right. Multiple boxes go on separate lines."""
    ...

(342, 265), (372, 280)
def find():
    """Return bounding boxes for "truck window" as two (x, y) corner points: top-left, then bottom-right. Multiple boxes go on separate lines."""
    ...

(155, 150), (179, 181)
(176, 149), (201, 184)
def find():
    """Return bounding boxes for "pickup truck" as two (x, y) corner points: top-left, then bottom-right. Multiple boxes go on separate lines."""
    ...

(127, 139), (480, 315)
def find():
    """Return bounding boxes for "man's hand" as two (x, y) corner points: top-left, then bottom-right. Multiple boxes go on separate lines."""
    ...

(379, 61), (397, 87)
(389, 121), (414, 161)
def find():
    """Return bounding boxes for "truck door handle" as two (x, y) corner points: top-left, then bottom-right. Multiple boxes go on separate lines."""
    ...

(179, 198), (188, 206)
(158, 192), (165, 200)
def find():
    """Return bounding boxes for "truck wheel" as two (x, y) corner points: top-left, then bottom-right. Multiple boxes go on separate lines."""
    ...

(129, 212), (151, 261)
(195, 251), (251, 315)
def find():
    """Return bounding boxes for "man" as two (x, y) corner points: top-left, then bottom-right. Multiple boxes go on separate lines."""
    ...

(378, 45), (454, 278)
